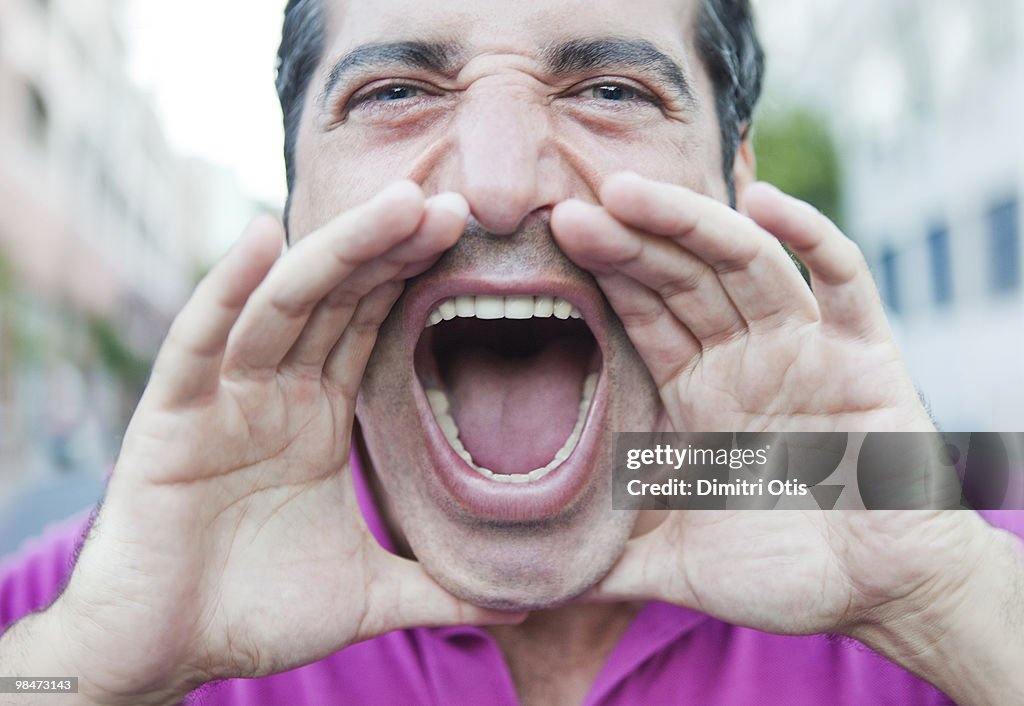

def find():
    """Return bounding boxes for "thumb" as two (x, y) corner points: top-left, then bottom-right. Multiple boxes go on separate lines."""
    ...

(360, 553), (527, 639)
(581, 529), (684, 604)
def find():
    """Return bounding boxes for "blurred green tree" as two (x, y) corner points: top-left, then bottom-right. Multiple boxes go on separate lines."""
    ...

(753, 105), (844, 232)
(89, 316), (151, 392)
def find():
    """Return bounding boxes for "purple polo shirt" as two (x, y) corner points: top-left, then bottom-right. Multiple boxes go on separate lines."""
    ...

(3, 456), (1021, 705)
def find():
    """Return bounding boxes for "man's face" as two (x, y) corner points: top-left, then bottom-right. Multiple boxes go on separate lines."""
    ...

(288, 0), (732, 610)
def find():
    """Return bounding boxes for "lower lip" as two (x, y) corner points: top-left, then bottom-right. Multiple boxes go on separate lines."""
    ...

(414, 379), (607, 522)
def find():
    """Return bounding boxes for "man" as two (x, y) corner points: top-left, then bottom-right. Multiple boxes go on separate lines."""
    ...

(1, 0), (1023, 704)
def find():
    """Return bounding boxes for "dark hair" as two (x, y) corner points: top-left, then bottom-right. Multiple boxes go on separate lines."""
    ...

(276, 0), (325, 211)
(275, 0), (764, 216)
(695, 0), (764, 203)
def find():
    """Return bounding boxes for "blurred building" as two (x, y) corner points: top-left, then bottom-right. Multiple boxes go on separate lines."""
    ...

(0, 0), (259, 515)
(758, 0), (1023, 430)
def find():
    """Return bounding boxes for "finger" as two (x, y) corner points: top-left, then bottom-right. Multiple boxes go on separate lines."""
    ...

(282, 193), (468, 375)
(552, 202), (706, 386)
(387, 192), (471, 279)
(583, 530), (679, 603)
(224, 181), (426, 374)
(553, 199), (745, 346)
(334, 192), (470, 295)
(590, 272), (704, 389)
(600, 173), (818, 329)
(743, 182), (889, 339)
(584, 522), (713, 610)
(148, 215), (284, 405)
(322, 281), (405, 404)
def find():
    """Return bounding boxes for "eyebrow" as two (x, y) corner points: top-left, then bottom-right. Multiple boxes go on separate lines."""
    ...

(320, 41), (462, 108)
(542, 38), (695, 104)
(319, 37), (695, 110)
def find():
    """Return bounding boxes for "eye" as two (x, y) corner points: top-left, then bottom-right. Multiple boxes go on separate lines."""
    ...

(342, 80), (439, 117)
(567, 80), (663, 111)
(366, 84), (423, 102)
(586, 84), (639, 102)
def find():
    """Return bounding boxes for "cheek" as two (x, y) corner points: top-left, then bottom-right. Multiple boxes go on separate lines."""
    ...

(552, 115), (727, 198)
(291, 132), (431, 236)
(357, 299), (413, 415)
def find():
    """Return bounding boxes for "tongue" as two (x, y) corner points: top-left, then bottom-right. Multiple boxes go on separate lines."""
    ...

(445, 339), (590, 474)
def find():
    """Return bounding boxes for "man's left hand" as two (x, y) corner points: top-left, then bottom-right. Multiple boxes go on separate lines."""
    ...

(550, 174), (1024, 704)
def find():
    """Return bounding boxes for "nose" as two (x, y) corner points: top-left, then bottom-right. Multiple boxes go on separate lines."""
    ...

(443, 85), (563, 235)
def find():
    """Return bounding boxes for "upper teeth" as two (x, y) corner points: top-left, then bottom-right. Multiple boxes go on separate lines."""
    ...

(426, 372), (598, 483)
(427, 295), (582, 326)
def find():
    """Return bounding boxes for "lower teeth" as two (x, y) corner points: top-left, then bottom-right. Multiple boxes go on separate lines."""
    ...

(426, 373), (598, 483)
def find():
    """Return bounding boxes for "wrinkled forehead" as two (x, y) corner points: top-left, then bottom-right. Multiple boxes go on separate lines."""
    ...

(321, 0), (702, 70)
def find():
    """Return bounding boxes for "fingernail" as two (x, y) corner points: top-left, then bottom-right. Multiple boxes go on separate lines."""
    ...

(426, 192), (469, 219)
(377, 179), (422, 202)
(610, 171), (645, 184)
(753, 181), (783, 196)
(554, 198), (595, 215)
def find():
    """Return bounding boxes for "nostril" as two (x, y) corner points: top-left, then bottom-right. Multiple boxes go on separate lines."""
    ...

(467, 202), (558, 237)
(466, 205), (531, 236)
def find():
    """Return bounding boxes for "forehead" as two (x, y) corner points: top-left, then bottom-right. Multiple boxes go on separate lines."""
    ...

(323, 0), (701, 62)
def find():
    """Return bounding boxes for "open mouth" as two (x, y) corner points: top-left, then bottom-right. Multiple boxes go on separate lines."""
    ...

(409, 290), (606, 518)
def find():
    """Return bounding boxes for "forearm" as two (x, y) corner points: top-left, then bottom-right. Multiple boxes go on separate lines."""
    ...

(851, 521), (1024, 705)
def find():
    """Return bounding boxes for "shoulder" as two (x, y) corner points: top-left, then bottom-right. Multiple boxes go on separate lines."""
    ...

(0, 508), (95, 631)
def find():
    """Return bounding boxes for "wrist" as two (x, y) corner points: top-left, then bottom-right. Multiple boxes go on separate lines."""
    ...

(847, 518), (1024, 705)
(0, 610), (102, 706)
(26, 597), (196, 706)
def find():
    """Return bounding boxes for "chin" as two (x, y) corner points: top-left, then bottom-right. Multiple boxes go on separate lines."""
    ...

(399, 481), (638, 611)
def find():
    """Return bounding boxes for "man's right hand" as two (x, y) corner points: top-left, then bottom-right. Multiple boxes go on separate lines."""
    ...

(10, 182), (518, 705)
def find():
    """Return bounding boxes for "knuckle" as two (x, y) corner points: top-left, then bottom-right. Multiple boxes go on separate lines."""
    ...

(833, 236), (869, 282)
(323, 285), (362, 310)
(269, 294), (312, 320)
(713, 241), (759, 274)
(656, 266), (706, 300)
(666, 207), (701, 238)
(619, 304), (664, 330)
(844, 238), (869, 268)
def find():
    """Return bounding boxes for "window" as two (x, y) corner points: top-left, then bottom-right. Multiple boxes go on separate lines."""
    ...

(987, 198), (1020, 295)
(983, 0), (1016, 60)
(879, 246), (901, 313)
(927, 224), (953, 306)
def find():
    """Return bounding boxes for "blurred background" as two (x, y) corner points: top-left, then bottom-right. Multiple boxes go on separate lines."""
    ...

(0, 0), (1021, 555)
